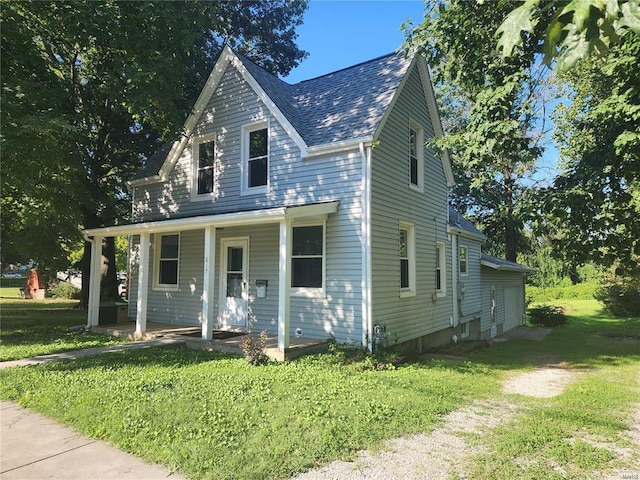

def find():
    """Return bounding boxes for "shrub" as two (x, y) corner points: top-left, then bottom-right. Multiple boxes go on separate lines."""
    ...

(594, 278), (640, 317)
(527, 305), (569, 327)
(241, 330), (269, 366)
(526, 282), (598, 304)
(46, 281), (81, 299)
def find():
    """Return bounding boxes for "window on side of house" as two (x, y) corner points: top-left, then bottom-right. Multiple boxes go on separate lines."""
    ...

(400, 222), (416, 297)
(243, 123), (268, 193)
(195, 138), (215, 195)
(291, 224), (324, 290)
(155, 233), (180, 290)
(459, 245), (468, 275)
(409, 121), (424, 191)
(436, 241), (446, 295)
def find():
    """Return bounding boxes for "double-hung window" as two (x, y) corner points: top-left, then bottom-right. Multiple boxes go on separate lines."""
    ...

(291, 224), (324, 290)
(195, 138), (215, 195)
(154, 233), (180, 290)
(243, 123), (269, 193)
(435, 241), (446, 296)
(400, 222), (415, 297)
(459, 246), (468, 275)
(409, 121), (424, 191)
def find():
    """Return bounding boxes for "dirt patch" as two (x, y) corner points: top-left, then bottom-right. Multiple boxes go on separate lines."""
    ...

(291, 400), (519, 480)
(502, 367), (578, 398)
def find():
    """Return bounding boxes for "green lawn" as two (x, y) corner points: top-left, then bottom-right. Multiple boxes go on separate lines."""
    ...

(1, 298), (638, 480)
(0, 288), (127, 361)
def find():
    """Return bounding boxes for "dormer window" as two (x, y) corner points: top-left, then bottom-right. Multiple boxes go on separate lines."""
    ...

(242, 122), (269, 194)
(409, 121), (424, 192)
(192, 134), (216, 198)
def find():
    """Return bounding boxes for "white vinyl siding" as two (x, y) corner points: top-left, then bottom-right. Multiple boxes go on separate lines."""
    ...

(370, 63), (453, 345)
(457, 238), (482, 322)
(480, 268), (526, 334)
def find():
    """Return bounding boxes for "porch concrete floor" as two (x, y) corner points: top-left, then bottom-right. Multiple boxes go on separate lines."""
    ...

(91, 322), (329, 361)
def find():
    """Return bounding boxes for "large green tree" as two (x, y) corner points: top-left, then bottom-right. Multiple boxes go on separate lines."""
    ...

(497, 0), (640, 71)
(1, 1), (308, 302)
(543, 34), (639, 276)
(404, 0), (547, 261)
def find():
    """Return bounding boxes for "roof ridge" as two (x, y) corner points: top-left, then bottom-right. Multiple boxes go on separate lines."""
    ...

(295, 51), (401, 84)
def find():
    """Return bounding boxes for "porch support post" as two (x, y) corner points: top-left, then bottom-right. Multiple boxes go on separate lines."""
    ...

(277, 219), (291, 351)
(202, 226), (216, 340)
(87, 236), (103, 327)
(136, 232), (150, 335)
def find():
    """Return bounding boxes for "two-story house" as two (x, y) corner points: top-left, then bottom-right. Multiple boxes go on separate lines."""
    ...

(83, 46), (533, 357)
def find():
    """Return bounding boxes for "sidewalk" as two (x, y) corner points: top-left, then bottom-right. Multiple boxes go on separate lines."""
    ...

(1, 339), (189, 479)
(1, 401), (185, 479)
(0, 337), (186, 369)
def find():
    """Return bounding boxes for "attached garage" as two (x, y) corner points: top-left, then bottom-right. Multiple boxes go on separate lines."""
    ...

(480, 254), (536, 337)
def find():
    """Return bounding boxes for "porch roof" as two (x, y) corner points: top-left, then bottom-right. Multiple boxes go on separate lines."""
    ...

(83, 201), (339, 238)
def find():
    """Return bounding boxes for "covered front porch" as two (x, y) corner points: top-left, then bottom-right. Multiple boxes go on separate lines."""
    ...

(91, 322), (329, 361)
(83, 202), (339, 359)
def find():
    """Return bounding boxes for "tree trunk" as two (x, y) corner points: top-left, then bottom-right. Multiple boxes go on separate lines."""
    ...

(101, 236), (120, 301)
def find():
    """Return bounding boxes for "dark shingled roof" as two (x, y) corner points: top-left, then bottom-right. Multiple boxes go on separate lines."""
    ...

(448, 207), (486, 239)
(133, 50), (412, 180)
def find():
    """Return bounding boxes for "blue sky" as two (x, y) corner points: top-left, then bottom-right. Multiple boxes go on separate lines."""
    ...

(284, 1), (425, 83)
(284, 0), (558, 180)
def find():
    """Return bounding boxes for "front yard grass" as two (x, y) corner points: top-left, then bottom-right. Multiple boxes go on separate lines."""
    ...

(0, 289), (127, 361)
(0, 298), (638, 479)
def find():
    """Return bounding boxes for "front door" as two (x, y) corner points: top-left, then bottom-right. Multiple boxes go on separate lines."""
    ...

(219, 238), (249, 329)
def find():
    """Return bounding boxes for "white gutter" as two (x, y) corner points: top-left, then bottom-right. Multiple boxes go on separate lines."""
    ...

(83, 202), (340, 238)
(359, 142), (373, 351)
(304, 137), (374, 159)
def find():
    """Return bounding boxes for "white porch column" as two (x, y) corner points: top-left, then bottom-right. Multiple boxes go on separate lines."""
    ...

(201, 226), (216, 340)
(136, 232), (150, 335)
(278, 219), (291, 351)
(87, 236), (103, 327)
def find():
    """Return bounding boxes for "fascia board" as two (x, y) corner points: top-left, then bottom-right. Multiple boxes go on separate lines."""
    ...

(417, 58), (455, 187)
(230, 55), (309, 157)
(84, 207), (288, 237)
(303, 137), (373, 159)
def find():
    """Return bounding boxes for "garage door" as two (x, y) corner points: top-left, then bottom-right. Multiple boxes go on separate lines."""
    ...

(503, 286), (524, 331)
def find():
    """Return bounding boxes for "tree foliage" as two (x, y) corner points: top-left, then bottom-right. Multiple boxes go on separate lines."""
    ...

(542, 33), (640, 276)
(404, 0), (547, 261)
(1, 1), (308, 298)
(497, 0), (640, 70)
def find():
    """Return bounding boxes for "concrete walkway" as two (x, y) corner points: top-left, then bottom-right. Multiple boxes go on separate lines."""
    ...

(1, 401), (185, 479)
(0, 337), (186, 369)
(1, 339), (189, 479)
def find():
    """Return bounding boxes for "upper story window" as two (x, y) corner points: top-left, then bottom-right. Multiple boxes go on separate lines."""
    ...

(400, 222), (416, 297)
(242, 122), (269, 194)
(291, 224), (324, 290)
(409, 121), (424, 192)
(196, 139), (215, 194)
(191, 134), (216, 200)
(436, 241), (446, 296)
(154, 233), (180, 291)
(459, 245), (468, 275)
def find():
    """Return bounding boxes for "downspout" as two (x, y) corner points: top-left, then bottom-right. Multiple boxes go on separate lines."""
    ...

(360, 142), (373, 351)
(451, 233), (459, 328)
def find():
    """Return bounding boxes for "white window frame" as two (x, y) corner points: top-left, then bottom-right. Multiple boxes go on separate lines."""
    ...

(153, 233), (180, 291)
(436, 241), (446, 297)
(409, 120), (424, 193)
(399, 222), (416, 298)
(191, 133), (217, 201)
(241, 121), (269, 195)
(459, 245), (468, 276)
(291, 221), (326, 297)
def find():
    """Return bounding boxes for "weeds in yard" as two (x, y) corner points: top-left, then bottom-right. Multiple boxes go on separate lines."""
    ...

(240, 330), (269, 366)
